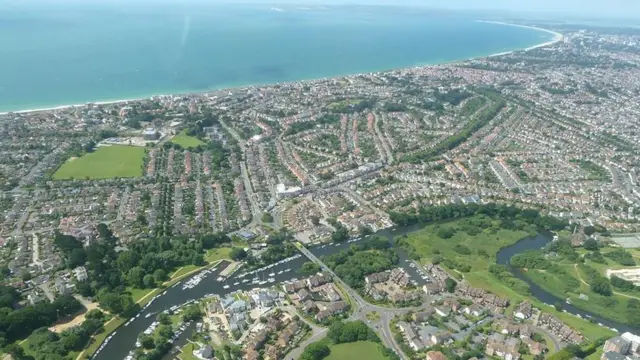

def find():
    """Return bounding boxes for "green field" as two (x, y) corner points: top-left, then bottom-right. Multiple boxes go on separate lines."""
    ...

(205, 247), (232, 263)
(170, 130), (205, 148)
(53, 145), (146, 180)
(400, 218), (615, 341)
(326, 341), (387, 360)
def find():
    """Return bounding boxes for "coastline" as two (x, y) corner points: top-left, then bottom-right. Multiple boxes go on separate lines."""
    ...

(478, 20), (564, 54)
(0, 22), (562, 116)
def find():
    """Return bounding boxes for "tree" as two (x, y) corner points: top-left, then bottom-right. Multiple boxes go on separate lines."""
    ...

(85, 309), (104, 320)
(157, 313), (172, 325)
(590, 277), (612, 296)
(300, 342), (330, 360)
(229, 248), (247, 261)
(143, 274), (156, 288)
(583, 226), (596, 236)
(117, 251), (140, 274)
(153, 269), (167, 283)
(67, 248), (87, 268)
(127, 267), (146, 288)
(81, 318), (104, 335)
(140, 335), (155, 349)
(583, 238), (599, 251)
(157, 325), (174, 340)
(261, 212), (274, 223)
(310, 216), (321, 226)
(4, 343), (25, 359)
(445, 278), (457, 293)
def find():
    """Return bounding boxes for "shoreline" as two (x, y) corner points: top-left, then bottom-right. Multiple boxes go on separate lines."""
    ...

(477, 20), (564, 56)
(0, 22), (562, 116)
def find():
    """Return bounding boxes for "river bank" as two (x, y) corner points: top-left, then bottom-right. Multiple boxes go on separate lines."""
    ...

(89, 224), (623, 360)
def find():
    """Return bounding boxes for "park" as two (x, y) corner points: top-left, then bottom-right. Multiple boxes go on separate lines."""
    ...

(53, 145), (146, 180)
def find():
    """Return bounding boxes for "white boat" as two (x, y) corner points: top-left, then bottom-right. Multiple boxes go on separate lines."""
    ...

(233, 282), (240, 286)
(268, 278), (275, 283)
(269, 273), (275, 277)
(223, 285), (230, 289)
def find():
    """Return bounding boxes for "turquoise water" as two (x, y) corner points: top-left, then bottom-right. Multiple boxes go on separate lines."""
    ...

(0, 2), (553, 112)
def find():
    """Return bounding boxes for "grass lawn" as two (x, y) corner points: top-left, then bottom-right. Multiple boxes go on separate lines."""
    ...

(179, 342), (203, 360)
(326, 341), (387, 360)
(127, 287), (154, 303)
(169, 265), (200, 280)
(82, 316), (126, 359)
(585, 346), (604, 360)
(205, 247), (232, 263)
(403, 220), (529, 276)
(402, 219), (615, 342)
(53, 145), (146, 180)
(170, 130), (205, 149)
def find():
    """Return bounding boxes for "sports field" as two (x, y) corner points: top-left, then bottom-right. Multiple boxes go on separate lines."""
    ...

(326, 341), (386, 360)
(53, 145), (146, 180)
(170, 130), (205, 148)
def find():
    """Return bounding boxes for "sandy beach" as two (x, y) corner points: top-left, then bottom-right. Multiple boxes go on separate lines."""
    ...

(478, 20), (564, 56)
(0, 21), (563, 116)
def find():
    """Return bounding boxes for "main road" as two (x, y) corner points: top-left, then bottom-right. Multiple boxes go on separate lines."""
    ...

(296, 243), (411, 360)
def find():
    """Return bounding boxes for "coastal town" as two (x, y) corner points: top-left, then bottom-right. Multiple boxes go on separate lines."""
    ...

(0, 21), (639, 360)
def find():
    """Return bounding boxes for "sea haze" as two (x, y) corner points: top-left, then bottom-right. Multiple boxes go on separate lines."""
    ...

(0, 3), (553, 112)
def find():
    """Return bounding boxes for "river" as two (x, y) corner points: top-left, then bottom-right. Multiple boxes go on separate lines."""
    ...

(94, 228), (634, 360)
(496, 232), (636, 334)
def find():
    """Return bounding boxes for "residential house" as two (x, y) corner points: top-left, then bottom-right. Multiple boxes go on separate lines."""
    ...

(426, 351), (448, 360)
(73, 266), (88, 282)
(464, 304), (484, 317)
(430, 333), (453, 345)
(514, 301), (533, 320)
(365, 272), (389, 285)
(604, 337), (631, 355)
(315, 301), (348, 322)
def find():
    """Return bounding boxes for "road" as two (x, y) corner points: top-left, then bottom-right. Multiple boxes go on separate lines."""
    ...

(296, 244), (412, 360)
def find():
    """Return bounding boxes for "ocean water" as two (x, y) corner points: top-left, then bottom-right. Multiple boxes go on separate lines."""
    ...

(0, 2), (553, 112)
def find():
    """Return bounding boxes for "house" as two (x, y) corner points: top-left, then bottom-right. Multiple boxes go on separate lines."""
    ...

(514, 301), (533, 320)
(463, 304), (484, 317)
(283, 280), (307, 294)
(321, 283), (341, 302)
(302, 300), (317, 313)
(264, 344), (281, 360)
(397, 321), (425, 351)
(315, 301), (347, 322)
(307, 273), (331, 288)
(601, 352), (628, 360)
(423, 282), (444, 295)
(621, 332), (640, 354)
(434, 306), (451, 317)
(297, 288), (312, 302)
(412, 309), (435, 323)
(193, 344), (213, 360)
(522, 338), (547, 356)
(222, 299), (247, 314)
(604, 337), (631, 355)
(426, 351), (448, 360)
(430, 333), (453, 345)
(251, 291), (276, 308)
(244, 349), (260, 360)
(486, 334), (521, 360)
(73, 266), (88, 282)
(365, 272), (389, 285)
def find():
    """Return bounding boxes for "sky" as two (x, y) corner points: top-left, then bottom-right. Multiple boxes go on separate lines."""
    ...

(5, 0), (640, 19)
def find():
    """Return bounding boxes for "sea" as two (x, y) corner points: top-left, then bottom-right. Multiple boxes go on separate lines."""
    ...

(0, 2), (554, 113)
